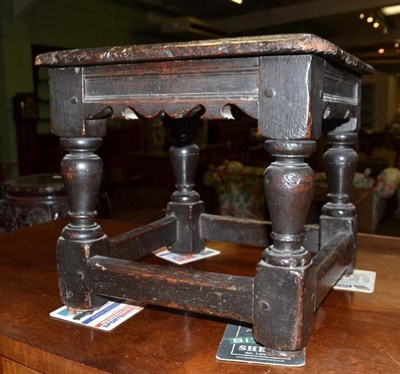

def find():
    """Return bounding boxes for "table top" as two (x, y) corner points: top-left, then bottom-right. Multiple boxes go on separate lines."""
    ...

(35, 33), (373, 75)
(0, 219), (399, 373)
(2, 174), (65, 196)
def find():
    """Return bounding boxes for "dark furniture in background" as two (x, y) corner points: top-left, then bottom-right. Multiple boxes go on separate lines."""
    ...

(0, 174), (69, 232)
(35, 34), (372, 358)
(13, 93), (62, 176)
(0, 174), (114, 232)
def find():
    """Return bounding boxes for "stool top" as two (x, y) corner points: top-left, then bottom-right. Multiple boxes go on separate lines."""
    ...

(2, 174), (65, 196)
(35, 33), (373, 75)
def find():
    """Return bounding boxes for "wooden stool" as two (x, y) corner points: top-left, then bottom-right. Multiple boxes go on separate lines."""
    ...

(35, 34), (372, 355)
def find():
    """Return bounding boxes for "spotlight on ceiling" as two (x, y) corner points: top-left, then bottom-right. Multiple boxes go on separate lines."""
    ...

(381, 5), (400, 16)
(230, 0), (243, 4)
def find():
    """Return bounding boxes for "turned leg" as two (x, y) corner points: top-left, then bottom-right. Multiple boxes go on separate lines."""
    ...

(57, 137), (109, 310)
(253, 140), (316, 351)
(166, 122), (205, 254)
(320, 132), (358, 271)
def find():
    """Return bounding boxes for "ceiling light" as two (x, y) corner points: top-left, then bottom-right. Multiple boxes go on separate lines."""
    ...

(373, 22), (380, 28)
(229, 0), (243, 4)
(395, 42), (399, 48)
(366, 16), (374, 23)
(378, 48), (385, 54)
(381, 5), (400, 16)
(359, 13), (365, 19)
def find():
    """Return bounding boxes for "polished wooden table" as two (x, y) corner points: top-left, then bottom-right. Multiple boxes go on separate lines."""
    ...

(0, 219), (399, 373)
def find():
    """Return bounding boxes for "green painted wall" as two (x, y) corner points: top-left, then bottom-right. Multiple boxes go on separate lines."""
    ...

(0, 0), (149, 177)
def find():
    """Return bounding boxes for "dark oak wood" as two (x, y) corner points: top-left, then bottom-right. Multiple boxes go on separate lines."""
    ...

(35, 33), (372, 74)
(109, 215), (177, 260)
(33, 34), (373, 355)
(35, 34), (371, 140)
(0, 220), (399, 373)
(313, 233), (353, 307)
(88, 255), (254, 322)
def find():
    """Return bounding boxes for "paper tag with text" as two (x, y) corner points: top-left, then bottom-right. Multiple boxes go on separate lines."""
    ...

(50, 300), (143, 331)
(334, 269), (376, 293)
(216, 324), (306, 367)
(155, 247), (220, 265)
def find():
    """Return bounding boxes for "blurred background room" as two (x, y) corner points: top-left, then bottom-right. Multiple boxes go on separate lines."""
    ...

(0, 0), (399, 235)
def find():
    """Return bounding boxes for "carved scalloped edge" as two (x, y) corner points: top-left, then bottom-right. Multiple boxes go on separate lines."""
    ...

(85, 102), (259, 122)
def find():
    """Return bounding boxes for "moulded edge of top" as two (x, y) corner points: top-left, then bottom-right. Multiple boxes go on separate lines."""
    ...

(34, 33), (374, 75)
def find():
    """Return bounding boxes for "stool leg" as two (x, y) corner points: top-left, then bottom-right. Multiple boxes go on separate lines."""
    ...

(320, 132), (358, 272)
(253, 139), (316, 351)
(167, 122), (205, 254)
(57, 137), (109, 310)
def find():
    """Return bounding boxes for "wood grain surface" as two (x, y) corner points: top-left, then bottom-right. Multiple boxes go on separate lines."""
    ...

(0, 219), (399, 373)
(35, 34), (373, 75)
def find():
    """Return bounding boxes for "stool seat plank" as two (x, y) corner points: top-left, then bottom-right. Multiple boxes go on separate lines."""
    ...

(35, 33), (372, 75)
